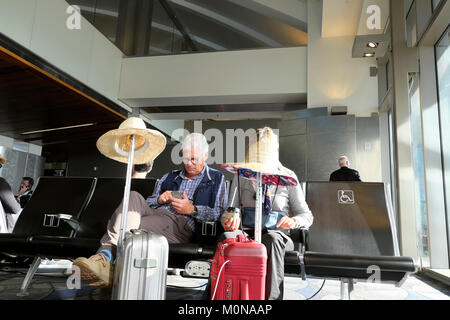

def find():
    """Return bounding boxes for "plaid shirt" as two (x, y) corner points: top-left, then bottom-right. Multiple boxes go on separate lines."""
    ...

(146, 166), (227, 231)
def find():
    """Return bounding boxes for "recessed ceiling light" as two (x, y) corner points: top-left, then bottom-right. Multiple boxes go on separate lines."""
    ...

(21, 123), (95, 135)
(367, 42), (379, 48)
(364, 53), (376, 57)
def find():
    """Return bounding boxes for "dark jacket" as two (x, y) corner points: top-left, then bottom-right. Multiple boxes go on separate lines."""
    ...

(329, 167), (362, 182)
(17, 191), (33, 208)
(160, 167), (223, 208)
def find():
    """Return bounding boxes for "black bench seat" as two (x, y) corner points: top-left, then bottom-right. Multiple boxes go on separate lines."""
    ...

(0, 179), (418, 300)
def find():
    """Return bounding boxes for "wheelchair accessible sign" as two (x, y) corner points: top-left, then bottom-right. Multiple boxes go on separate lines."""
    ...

(338, 190), (355, 205)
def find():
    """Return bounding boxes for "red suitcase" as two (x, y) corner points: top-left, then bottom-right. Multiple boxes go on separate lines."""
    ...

(210, 234), (267, 300)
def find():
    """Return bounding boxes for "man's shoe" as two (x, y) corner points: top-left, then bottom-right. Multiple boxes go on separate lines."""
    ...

(72, 253), (113, 288)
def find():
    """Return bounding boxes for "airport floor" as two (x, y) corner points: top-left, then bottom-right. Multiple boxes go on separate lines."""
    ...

(0, 260), (448, 300)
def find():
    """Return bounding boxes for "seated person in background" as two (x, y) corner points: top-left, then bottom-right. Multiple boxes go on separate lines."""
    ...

(16, 177), (34, 208)
(73, 133), (228, 288)
(220, 127), (313, 300)
(0, 154), (21, 233)
(131, 161), (153, 179)
(329, 156), (362, 182)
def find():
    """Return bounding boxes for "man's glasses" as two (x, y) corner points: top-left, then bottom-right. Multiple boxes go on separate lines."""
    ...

(182, 157), (202, 165)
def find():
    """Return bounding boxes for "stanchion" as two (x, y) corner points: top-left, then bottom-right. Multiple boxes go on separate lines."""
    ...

(254, 171), (263, 243)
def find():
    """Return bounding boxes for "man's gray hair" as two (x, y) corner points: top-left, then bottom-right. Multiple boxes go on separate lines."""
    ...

(339, 156), (349, 165)
(182, 133), (209, 155)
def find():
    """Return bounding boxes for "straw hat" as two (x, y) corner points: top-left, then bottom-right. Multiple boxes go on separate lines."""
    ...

(96, 117), (167, 165)
(0, 154), (5, 165)
(222, 127), (297, 186)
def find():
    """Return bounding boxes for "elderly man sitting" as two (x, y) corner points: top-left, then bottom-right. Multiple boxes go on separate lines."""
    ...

(73, 133), (228, 288)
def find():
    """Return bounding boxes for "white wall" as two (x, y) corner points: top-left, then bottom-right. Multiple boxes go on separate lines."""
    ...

(0, 0), (130, 113)
(308, 0), (379, 117)
(118, 47), (308, 107)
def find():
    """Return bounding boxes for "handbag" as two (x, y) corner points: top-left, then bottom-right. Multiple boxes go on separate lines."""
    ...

(242, 207), (285, 230)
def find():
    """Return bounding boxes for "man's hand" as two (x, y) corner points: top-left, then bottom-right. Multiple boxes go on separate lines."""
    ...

(18, 185), (28, 196)
(157, 190), (173, 205)
(171, 192), (195, 215)
(222, 216), (240, 232)
(276, 216), (297, 230)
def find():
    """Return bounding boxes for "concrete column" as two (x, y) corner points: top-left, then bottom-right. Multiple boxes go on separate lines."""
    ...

(390, 0), (419, 259)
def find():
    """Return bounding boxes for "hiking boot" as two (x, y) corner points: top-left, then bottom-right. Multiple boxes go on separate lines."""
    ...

(72, 253), (113, 288)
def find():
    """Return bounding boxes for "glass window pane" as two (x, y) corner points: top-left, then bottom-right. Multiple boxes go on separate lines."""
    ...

(408, 73), (430, 267)
(66, 0), (96, 23)
(388, 109), (398, 225)
(66, 0), (120, 43)
(150, 0), (185, 55)
(92, 0), (120, 42)
(435, 26), (450, 259)
(432, 0), (442, 11)
(406, 1), (418, 48)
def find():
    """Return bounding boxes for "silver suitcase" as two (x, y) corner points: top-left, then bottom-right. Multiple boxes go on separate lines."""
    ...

(112, 229), (169, 300)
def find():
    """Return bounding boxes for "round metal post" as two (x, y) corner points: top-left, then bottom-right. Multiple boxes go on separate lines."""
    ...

(117, 134), (136, 254)
(254, 171), (263, 243)
(113, 134), (136, 300)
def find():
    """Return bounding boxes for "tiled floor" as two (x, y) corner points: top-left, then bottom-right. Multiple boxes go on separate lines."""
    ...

(0, 268), (448, 300)
(283, 275), (450, 300)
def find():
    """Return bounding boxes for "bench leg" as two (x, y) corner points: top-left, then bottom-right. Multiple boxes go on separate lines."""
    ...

(17, 256), (42, 297)
(340, 278), (354, 300)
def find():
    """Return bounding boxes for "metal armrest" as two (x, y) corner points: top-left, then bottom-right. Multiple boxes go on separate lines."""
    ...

(290, 228), (309, 254)
(289, 228), (309, 281)
(193, 221), (223, 245)
(56, 214), (80, 232)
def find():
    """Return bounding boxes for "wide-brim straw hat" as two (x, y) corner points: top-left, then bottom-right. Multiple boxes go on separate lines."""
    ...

(222, 127), (297, 187)
(97, 117), (167, 165)
(0, 154), (5, 165)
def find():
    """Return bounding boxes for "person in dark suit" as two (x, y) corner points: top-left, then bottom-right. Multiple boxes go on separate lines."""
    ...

(16, 177), (34, 208)
(330, 156), (362, 182)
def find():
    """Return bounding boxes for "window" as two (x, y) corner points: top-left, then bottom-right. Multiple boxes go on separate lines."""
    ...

(386, 59), (392, 92)
(435, 26), (450, 261)
(67, 0), (308, 56)
(408, 72), (430, 268)
(388, 108), (398, 226)
(406, 1), (418, 47)
(432, 0), (442, 12)
(66, 0), (120, 43)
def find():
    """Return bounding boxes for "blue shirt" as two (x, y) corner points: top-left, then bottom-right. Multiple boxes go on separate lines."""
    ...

(146, 166), (228, 231)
